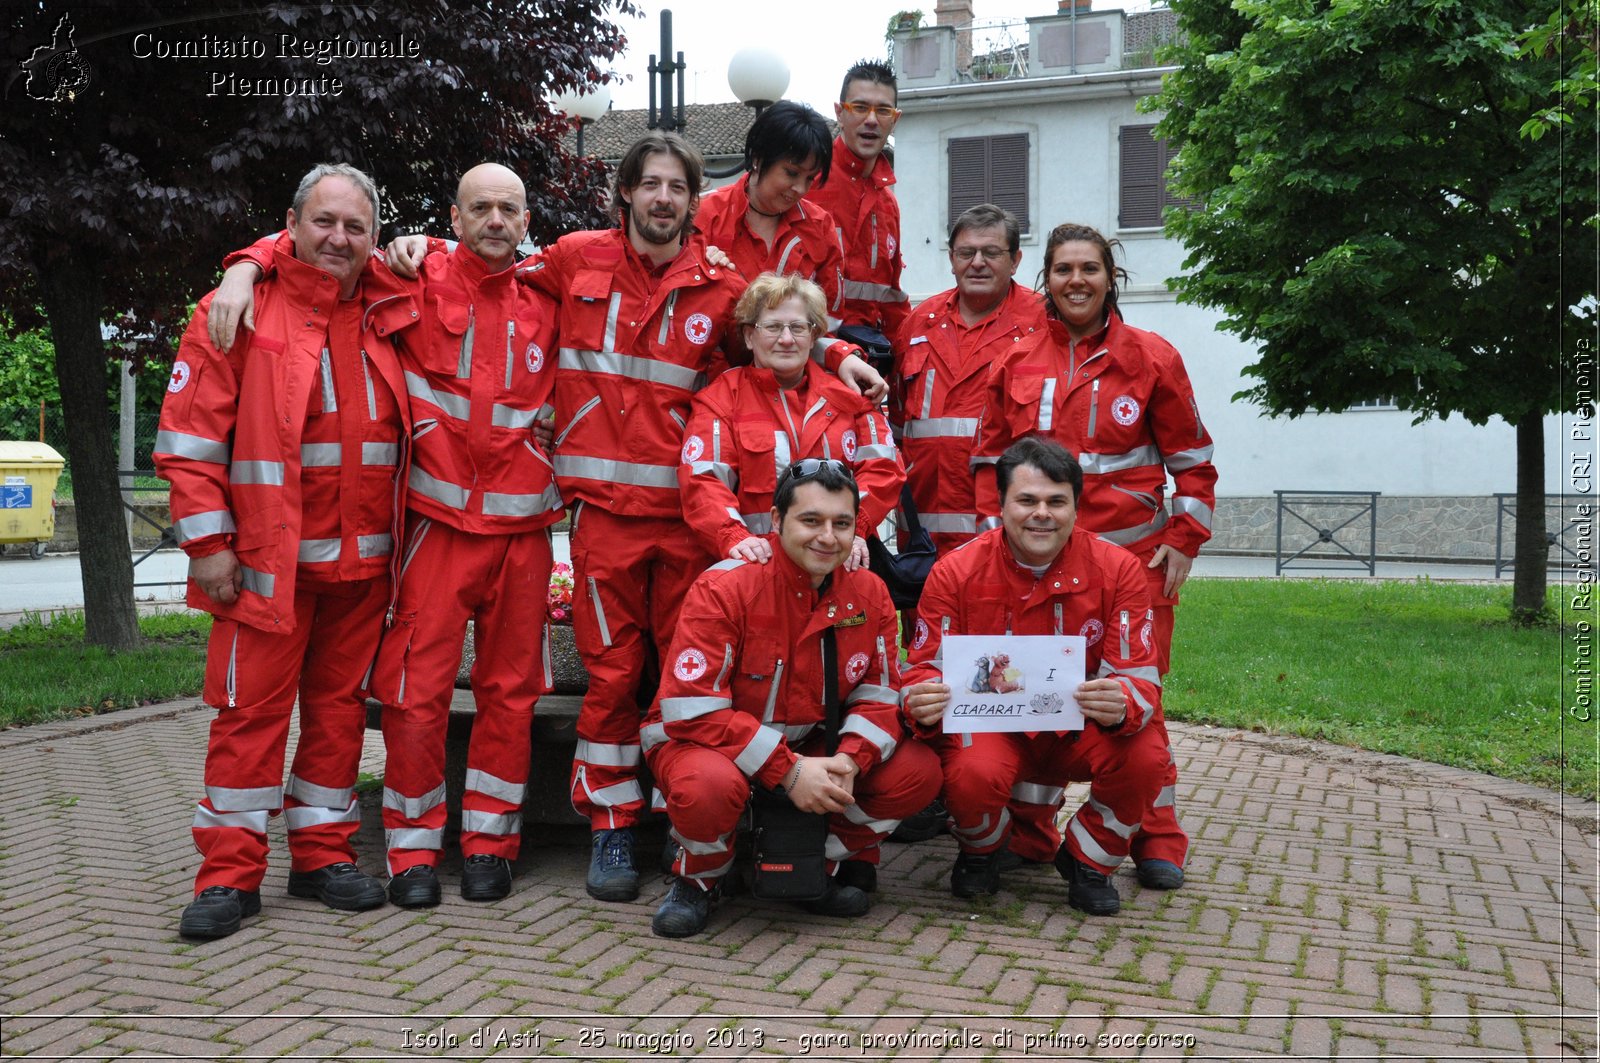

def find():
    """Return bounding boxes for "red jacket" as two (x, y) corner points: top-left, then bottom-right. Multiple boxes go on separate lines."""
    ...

(895, 282), (1048, 550)
(678, 361), (906, 558)
(520, 228), (746, 519)
(156, 244), (416, 632)
(903, 527), (1163, 736)
(696, 179), (846, 324)
(227, 235), (563, 535)
(973, 313), (1217, 595)
(804, 137), (908, 337)
(641, 543), (906, 784)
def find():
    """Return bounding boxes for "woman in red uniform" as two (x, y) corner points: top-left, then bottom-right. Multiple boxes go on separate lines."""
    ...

(973, 223), (1218, 889)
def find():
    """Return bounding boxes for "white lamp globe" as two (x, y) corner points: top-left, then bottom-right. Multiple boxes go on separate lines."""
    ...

(726, 48), (789, 106)
(552, 83), (612, 123)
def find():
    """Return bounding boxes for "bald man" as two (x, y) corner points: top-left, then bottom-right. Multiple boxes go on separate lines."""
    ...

(210, 163), (564, 905)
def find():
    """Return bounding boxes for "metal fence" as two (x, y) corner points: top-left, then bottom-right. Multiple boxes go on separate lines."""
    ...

(0, 404), (165, 498)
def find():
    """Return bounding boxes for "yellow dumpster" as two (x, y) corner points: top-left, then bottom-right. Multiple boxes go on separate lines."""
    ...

(0, 441), (65, 559)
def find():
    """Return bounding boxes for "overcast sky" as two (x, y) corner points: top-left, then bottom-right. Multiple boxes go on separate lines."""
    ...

(601, 0), (1156, 115)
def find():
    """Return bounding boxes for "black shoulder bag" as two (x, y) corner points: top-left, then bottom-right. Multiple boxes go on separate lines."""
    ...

(867, 483), (939, 610)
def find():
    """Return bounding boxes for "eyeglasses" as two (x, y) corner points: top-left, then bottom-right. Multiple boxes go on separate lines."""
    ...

(777, 458), (855, 487)
(752, 321), (816, 338)
(952, 246), (1012, 263)
(840, 101), (902, 121)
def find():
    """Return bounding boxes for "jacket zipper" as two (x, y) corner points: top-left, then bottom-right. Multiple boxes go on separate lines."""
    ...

(226, 627), (239, 708)
(1120, 609), (1131, 659)
(762, 659), (786, 723)
(360, 349), (377, 420)
(505, 319), (516, 389)
(1087, 379), (1100, 438)
(556, 396), (601, 449)
(457, 305), (475, 379)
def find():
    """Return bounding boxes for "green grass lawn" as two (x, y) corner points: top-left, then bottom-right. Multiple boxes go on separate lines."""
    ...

(1167, 579), (1593, 799)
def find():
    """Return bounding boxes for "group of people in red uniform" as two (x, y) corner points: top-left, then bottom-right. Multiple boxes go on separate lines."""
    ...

(157, 56), (1216, 942)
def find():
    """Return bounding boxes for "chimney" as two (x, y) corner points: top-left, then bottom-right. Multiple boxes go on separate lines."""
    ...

(935, 0), (974, 73)
(1058, 0), (1092, 10)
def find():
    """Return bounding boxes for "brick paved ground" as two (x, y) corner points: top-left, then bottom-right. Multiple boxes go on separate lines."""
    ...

(0, 699), (1594, 1061)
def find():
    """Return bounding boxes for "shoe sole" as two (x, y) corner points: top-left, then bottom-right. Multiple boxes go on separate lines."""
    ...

(1135, 867), (1185, 890)
(286, 879), (386, 912)
(586, 878), (641, 902)
(461, 881), (512, 902)
(1067, 888), (1121, 916)
(388, 875), (443, 909)
(178, 893), (262, 939)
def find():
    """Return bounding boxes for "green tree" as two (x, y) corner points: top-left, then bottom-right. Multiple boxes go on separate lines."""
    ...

(1152, 0), (1597, 619)
(1519, 0), (1599, 144)
(1, 2), (631, 649)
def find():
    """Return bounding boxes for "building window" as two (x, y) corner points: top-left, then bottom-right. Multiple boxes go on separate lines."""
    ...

(1347, 397), (1400, 411)
(948, 133), (1030, 235)
(1119, 123), (1192, 229)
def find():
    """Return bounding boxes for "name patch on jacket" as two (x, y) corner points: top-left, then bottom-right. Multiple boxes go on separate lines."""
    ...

(833, 612), (867, 628)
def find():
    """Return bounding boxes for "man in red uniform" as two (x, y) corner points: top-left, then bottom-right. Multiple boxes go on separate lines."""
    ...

(642, 459), (941, 936)
(158, 164), (417, 939)
(207, 164), (565, 908)
(903, 438), (1167, 915)
(804, 59), (909, 345)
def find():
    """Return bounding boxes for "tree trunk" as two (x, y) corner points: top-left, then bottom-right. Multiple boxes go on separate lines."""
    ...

(1512, 409), (1550, 619)
(34, 244), (141, 651)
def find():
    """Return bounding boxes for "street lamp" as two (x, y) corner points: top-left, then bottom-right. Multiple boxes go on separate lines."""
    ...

(552, 83), (612, 156)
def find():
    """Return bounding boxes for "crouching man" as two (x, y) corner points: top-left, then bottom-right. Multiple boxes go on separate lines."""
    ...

(902, 438), (1168, 915)
(640, 459), (940, 936)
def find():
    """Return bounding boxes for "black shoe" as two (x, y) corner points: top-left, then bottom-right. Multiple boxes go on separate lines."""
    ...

(951, 851), (1001, 898)
(286, 862), (386, 912)
(889, 798), (949, 843)
(388, 865), (442, 909)
(1054, 846), (1120, 915)
(587, 828), (640, 902)
(1135, 858), (1185, 890)
(461, 855), (513, 901)
(836, 859), (877, 894)
(179, 885), (261, 939)
(993, 847), (1048, 874)
(800, 881), (871, 918)
(651, 876), (715, 938)
(660, 836), (681, 875)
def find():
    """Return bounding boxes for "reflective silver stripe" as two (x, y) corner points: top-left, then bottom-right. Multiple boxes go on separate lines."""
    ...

(587, 779), (643, 808)
(1164, 444), (1215, 471)
(783, 721), (814, 744)
(661, 695), (732, 723)
(465, 768), (525, 805)
(554, 454), (679, 489)
(1011, 782), (1065, 807)
(684, 855), (737, 884)
(1080, 444), (1163, 475)
(950, 809), (1009, 849)
(155, 430), (229, 464)
(285, 803), (360, 830)
(1068, 815), (1124, 868)
(840, 803), (898, 835)
(854, 444), (897, 461)
(921, 368), (935, 420)
(1087, 379), (1100, 437)
(1119, 677), (1156, 730)
(761, 659), (785, 723)
(298, 538), (340, 563)
(239, 566), (274, 598)
(841, 279), (908, 303)
(405, 370), (471, 421)
(970, 454), (1000, 467)
(575, 740), (640, 767)
(901, 417), (979, 440)
(319, 347), (337, 411)
(1089, 795), (1139, 839)
(482, 484), (563, 517)
(602, 291), (622, 352)
(733, 725), (783, 776)
(978, 515), (1003, 531)
(1116, 665), (1164, 687)
(383, 782), (447, 820)
(1153, 784), (1177, 809)
(1172, 495), (1214, 529)
(462, 810), (522, 836)
(825, 832), (863, 862)
(690, 460), (737, 489)
(362, 350), (378, 419)
(207, 785), (282, 811)
(919, 513), (978, 534)
(640, 722), (668, 752)
(840, 715), (897, 760)
(740, 512), (773, 534)
(671, 826), (734, 856)
(713, 644), (735, 693)
(557, 348), (704, 391)
(409, 466), (470, 510)
(362, 442), (399, 466)
(585, 577), (612, 647)
(400, 518), (432, 580)
(301, 442), (342, 466)
(192, 806), (270, 832)
(387, 827), (443, 851)
(492, 403), (539, 430)
(457, 307), (475, 378)
(1037, 378), (1057, 432)
(1099, 509), (1170, 546)
(359, 533), (393, 558)
(844, 684), (899, 708)
(285, 775), (353, 809)
(774, 432), (793, 474)
(774, 236), (802, 276)
(555, 396), (600, 448)
(230, 460), (284, 486)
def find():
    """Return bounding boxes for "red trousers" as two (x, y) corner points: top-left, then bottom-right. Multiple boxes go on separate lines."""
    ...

(568, 504), (711, 829)
(649, 736), (942, 886)
(370, 517), (553, 872)
(937, 721), (1167, 874)
(191, 576), (388, 893)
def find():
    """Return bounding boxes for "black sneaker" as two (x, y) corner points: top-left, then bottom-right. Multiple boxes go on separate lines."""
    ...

(950, 851), (1001, 898)
(889, 798), (949, 843)
(1054, 846), (1120, 915)
(659, 836), (681, 875)
(836, 859), (877, 894)
(179, 885), (261, 939)
(287, 862), (386, 911)
(993, 847), (1048, 873)
(388, 865), (442, 909)
(1135, 858), (1185, 890)
(461, 855), (513, 901)
(651, 877), (715, 938)
(799, 881), (871, 918)
(586, 828), (639, 902)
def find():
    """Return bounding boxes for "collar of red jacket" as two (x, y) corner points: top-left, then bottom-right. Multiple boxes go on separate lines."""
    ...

(830, 136), (896, 188)
(994, 526), (1099, 607)
(1045, 310), (1116, 353)
(266, 229), (417, 313)
(743, 359), (819, 397)
(446, 241), (519, 288)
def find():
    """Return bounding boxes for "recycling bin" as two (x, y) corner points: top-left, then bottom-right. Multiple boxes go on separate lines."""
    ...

(0, 441), (65, 559)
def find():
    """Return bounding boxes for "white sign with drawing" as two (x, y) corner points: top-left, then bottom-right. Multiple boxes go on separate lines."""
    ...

(939, 635), (1088, 733)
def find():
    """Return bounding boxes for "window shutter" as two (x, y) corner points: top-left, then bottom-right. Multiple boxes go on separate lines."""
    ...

(947, 134), (1031, 235)
(1119, 124), (1163, 228)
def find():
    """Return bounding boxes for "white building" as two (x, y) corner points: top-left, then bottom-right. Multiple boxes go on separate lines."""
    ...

(890, 1), (1578, 564)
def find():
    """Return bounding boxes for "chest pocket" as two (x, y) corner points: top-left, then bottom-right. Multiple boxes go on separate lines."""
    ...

(423, 295), (472, 376)
(735, 422), (784, 494)
(1005, 370), (1054, 435)
(564, 270), (616, 351)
